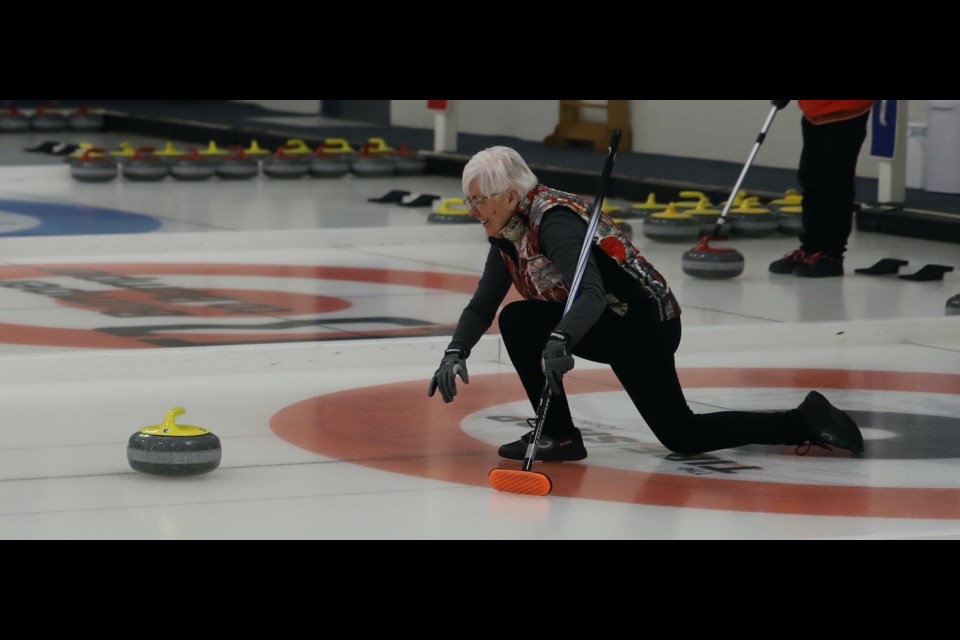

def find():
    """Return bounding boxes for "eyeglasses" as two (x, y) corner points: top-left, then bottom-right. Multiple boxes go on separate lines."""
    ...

(464, 190), (508, 210)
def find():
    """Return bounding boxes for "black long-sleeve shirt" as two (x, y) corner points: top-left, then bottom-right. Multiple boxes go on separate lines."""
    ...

(449, 207), (607, 356)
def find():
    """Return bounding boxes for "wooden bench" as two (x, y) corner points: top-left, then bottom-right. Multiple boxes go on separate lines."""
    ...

(545, 100), (632, 152)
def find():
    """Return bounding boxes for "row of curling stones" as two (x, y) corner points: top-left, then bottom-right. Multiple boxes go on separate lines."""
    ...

(70, 144), (262, 182)
(71, 141), (299, 182)
(620, 190), (749, 221)
(262, 138), (426, 178)
(71, 141), (247, 181)
(127, 407), (221, 477)
(0, 104), (105, 132)
(642, 196), (800, 242)
(352, 139), (427, 176)
(623, 190), (802, 235)
(427, 197), (635, 241)
(68, 137), (427, 182)
(261, 139), (348, 179)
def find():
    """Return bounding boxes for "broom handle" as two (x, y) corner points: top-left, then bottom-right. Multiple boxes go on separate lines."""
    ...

(522, 129), (622, 472)
(565, 130), (622, 314)
(709, 104), (779, 238)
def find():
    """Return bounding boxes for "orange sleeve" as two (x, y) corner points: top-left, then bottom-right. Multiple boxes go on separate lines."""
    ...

(797, 100), (874, 124)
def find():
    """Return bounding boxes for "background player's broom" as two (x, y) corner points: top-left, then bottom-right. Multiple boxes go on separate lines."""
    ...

(681, 102), (781, 279)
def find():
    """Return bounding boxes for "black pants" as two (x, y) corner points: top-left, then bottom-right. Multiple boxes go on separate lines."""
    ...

(498, 300), (808, 454)
(798, 112), (869, 259)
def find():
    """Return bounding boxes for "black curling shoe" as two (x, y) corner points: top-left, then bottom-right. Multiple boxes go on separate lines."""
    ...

(498, 430), (587, 462)
(796, 391), (864, 455)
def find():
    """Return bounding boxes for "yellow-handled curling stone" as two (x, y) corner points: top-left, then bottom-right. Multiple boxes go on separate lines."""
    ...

(623, 193), (668, 219)
(769, 188), (802, 207)
(154, 141), (186, 165)
(109, 142), (136, 165)
(777, 205), (803, 235)
(128, 408), (222, 477)
(244, 140), (272, 160)
(719, 189), (751, 211)
(685, 200), (729, 236)
(674, 191), (713, 210)
(728, 196), (779, 237)
(769, 190), (803, 235)
(198, 140), (230, 162)
(428, 198), (478, 224)
(642, 203), (700, 242)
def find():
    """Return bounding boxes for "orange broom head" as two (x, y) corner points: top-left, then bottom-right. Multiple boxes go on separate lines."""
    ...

(488, 469), (553, 496)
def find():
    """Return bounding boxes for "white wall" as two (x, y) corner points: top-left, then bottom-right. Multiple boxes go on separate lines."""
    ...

(908, 100), (929, 124)
(391, 100), (934, 181)
(391, 100), (558, 141)
(635, 100), (801, 167)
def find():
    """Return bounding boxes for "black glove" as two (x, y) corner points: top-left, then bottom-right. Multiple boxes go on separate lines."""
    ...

(542, 331), (574, 395)
(771, 100), (790, 110)
(428, 347), (469, 403)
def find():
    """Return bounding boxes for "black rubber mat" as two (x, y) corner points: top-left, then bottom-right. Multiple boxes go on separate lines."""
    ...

(398, 194), (441, 208)
(855, 258), (909, 275)
(899, 264), (955, 281)
(368, 190), (411, 203)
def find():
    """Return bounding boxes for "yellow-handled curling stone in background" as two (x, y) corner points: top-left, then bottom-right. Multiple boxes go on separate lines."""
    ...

(728, 196), (779, 237)
(623, 193), (668, 220)
(429, 198), (479, 224)
(643, 202), (701, 242)
(128, 408), (222, 477)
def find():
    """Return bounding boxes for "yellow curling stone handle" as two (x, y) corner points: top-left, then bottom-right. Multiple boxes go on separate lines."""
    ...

(139, 407), (210, 437)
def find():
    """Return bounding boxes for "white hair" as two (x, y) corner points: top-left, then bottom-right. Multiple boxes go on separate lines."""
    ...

(461, 146), (538, 198)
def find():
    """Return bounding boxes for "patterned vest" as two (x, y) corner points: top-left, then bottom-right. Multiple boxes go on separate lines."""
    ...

(497, 185), (680, 322)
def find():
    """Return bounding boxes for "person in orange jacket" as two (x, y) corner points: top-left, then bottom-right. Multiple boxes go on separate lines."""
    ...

(769, 99), (874, 277)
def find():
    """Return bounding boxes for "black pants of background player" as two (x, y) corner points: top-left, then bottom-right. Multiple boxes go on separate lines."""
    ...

(498, 300), (810, 454)
(798, 111), (870, 259)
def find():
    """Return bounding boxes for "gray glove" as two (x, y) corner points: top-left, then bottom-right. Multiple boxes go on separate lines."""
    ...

(542, 331), (574, 395)
(428, 347), (469, 403)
